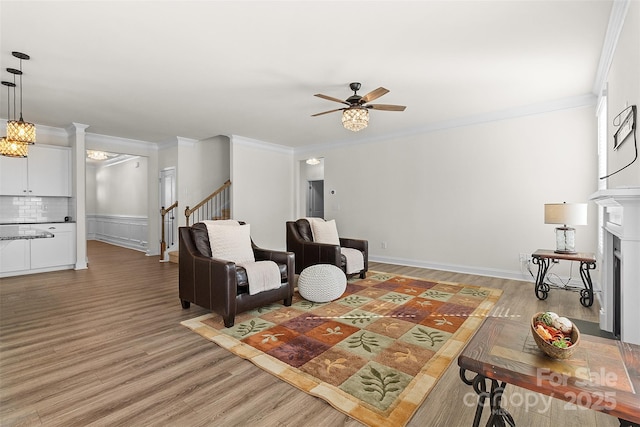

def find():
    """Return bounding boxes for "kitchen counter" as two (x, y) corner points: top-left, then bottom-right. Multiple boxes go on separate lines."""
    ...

(0, 221), (75, 225)
(0, 226), (54, 241)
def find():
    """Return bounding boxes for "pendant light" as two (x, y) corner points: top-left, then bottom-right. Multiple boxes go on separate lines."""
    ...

(0, 79), (28, 157)
(6, 52), (36, 145)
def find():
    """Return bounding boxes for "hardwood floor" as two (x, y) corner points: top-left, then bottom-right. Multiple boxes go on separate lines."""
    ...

(0, 241), (618, 426)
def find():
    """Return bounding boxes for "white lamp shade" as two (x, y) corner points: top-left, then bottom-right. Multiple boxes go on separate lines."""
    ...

(544, 203), (588, 225)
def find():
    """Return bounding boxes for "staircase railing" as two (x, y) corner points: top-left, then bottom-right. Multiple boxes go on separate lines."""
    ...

(160, 200), (178, 261)
(185, 179), (231, 226)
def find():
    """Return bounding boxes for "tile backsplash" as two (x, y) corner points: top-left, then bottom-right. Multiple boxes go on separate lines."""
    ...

(0, 196), (72, 223)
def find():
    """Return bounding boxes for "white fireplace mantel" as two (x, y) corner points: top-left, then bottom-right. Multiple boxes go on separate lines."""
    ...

(590, 187), (640, 345)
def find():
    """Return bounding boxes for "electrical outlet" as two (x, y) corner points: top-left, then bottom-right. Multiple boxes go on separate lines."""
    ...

(381, 241), (388, 249)
(519, 253), (529, 262)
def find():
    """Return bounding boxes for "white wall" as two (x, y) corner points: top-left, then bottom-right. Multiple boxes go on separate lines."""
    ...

(606, 0), (640, 188)
(86, 164), (97, 214)
(176, 135), (230, 227)
(158, 143), (178, 174)
(298, 106), (598, 281)
(231, 135), (294, 250)
(94, 157), (148, 216)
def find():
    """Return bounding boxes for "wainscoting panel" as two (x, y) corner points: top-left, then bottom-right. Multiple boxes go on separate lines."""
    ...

(87, 214), (148, 253)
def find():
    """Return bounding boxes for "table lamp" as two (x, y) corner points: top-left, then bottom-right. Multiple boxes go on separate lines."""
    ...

(544, 202), (587, 254)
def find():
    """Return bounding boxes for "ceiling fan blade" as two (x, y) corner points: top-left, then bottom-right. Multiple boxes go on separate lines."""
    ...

(314, 94), (350, 105)
(311, 108), (345, 117)
(368, 104), (406, 111)
(360, 87), (389, 103)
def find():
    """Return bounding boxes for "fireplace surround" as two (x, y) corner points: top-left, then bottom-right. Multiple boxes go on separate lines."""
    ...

(590, 187), (640, 345)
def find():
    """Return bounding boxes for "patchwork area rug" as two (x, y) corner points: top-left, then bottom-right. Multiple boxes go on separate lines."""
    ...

(181, 272), (502, 427)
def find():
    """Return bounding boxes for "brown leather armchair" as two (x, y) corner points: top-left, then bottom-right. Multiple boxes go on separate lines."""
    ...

(179, 222), (294, 327)
(286, 219), (368, 279)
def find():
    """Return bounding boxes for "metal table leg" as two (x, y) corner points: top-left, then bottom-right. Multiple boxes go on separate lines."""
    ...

(579, 260), (596, 307)
(532, 256), (550, 300)
(460, 368), (515, 427)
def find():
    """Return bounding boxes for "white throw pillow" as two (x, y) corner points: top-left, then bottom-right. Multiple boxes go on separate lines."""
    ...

(311, 219), (340, 245)
(208, 223), (255, 264)
(208, 219), (242, 227)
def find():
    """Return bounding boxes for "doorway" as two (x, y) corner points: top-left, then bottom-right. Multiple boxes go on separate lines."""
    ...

(300, 157), (324, 219)
(85, 152), (149, 253)
(307, 180), (324, 218)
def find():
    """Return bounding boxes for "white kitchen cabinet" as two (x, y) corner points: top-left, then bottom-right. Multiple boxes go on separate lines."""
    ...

(0, 239), (31, 273)
(30, 224), (76, 269)
(28, 145), (71, 196)
(0, 145), (71, 197)
(0, 223), (76, 277)
(0, 156), (28, 195)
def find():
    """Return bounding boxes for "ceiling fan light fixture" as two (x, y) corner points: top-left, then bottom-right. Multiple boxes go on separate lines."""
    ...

(342, 107), (369, 132)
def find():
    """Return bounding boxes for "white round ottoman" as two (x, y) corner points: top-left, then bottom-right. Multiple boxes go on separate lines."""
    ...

(298, 264), (347, 303)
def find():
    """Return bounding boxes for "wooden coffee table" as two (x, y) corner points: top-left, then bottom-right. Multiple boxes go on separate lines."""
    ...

(458, 317), (640, 427)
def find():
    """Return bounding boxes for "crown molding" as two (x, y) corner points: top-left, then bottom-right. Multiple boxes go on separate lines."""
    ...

(40, 122), (73, 138)
(230, 134), (294, 155)
(155, 136), (199, 149)
(67, 122), (90, 134)
(177, 136), (198, 147)
(592, 0), (631, 96)
(296, 93), (597, 156)
(85, 132), (158, 153)
(99, 155), (141, 168)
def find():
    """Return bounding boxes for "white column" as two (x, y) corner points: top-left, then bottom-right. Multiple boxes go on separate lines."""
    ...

(67, 122), (89, 270)
(146, 146), (160, 256)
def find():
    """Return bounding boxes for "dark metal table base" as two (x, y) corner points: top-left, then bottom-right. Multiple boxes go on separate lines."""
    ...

(531, 256), (595, 307)
(460, 368), (639, 427)
(460, 368), (515, 427)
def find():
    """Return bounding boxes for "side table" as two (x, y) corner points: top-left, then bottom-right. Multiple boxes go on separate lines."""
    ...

(531, 249), (596, 307)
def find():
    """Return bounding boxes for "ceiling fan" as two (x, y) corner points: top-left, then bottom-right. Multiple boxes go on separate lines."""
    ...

(312, 82), (406, 132)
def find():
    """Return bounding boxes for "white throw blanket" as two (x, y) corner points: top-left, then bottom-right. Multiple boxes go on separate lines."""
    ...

(203, 220), (281, 295)
(305, 217), (363, 275)
(239, 260), (282, 296)
(341, 247), (364, 275)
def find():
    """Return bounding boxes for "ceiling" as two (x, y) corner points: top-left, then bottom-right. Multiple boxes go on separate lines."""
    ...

(0, 1), (613, 149)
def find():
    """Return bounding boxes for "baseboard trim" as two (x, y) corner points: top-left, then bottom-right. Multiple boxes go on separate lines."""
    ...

(369, 254), (586, 288)
(370, 255), (531, 282)
(89, 237), (147, 253)
(87, 214), (148, 253)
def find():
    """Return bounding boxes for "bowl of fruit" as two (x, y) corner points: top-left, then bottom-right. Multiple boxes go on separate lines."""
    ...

(531, 312), (580, 359)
